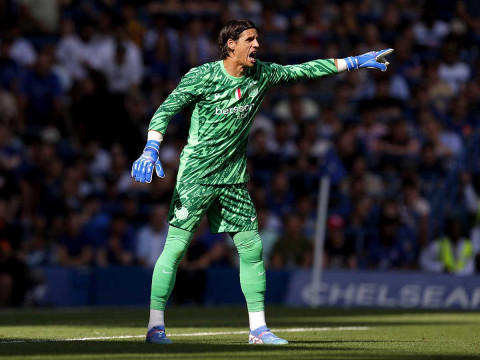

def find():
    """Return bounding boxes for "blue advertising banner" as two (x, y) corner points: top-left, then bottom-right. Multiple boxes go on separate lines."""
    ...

(286, 269), (480, 309)
(39, 266), (480, 309)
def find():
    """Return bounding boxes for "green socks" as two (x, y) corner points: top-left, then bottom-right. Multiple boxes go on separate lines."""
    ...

(233, 230), (266, 312)
(150, 226), (193, 310)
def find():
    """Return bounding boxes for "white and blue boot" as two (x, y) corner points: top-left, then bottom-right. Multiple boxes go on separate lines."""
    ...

(146, 326), (172, 344)
(248, 325), (288, 345)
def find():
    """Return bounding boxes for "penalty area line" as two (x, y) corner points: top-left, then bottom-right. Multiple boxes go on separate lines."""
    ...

(0, 326), (370, 343)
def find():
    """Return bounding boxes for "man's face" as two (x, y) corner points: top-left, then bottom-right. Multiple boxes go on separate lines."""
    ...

(229, 28), (259, 67)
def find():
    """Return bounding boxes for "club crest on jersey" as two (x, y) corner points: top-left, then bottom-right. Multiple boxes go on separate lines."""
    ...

(234, 87), (242, 100)
(175, 206), (189, 221)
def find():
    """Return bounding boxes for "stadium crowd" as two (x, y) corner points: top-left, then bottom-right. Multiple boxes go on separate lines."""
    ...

(1, 0), (480, 306)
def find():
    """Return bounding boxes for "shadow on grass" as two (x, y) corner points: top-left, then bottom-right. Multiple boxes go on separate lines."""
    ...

(0, 339), (477, 360)
(0, 306), (477, 328)
(0, 340), (352, 356)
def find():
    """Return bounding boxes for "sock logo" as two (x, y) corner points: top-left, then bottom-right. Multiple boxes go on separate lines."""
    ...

(175, 206), (189, 220)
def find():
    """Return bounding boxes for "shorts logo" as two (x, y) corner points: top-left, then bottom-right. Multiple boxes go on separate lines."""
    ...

(175, 206), (189, 220)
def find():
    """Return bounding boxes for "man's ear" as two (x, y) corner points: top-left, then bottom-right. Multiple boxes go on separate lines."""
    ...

(227, 38), (236, 53)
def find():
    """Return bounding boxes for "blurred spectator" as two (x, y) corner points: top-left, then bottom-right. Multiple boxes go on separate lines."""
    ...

(5, 21), (37, 67)
(135, 204), (168, 268)
(109, 143), (134, 193)
(95, 213), (135, 266)
(399, 176), (431, 248)
(248, 128), (277, 185)
(56, 18), (88, 81)
(413, 3), (449, 48)
(421, 216), (478, 275)
(95, 22), (143, 93)
(229, 0), (262, 26)
(393, 37), (423, 87)
(345, 196), (375, 258)
(144, 13), (180, 81)
(420, 111), (463, 159)
(365, 200), (418, 270)
(19, 49), (64, 131)
(270, 120), (297, 163)
(418, 141), (446, 197)
(424, 61), (454, 113)
(270, 214), (312, 269)
(336, 125), (361, 171)
(266, 171), (294, 218)
(374, 118), (420, 170)
(340, 155), (384, 199)
(182, 18), (213, 70)
(356, 102), (387, 154)
(56, 211), (93, 267)
(0, 37), (24, 94)
(273, 83), (320, 136)
(445, 95), (474, 138)
(122, 4), (146, 47)
(438, 40), (471, 95)
(295, 195), (316, 239)
(324, 215), (356, 269)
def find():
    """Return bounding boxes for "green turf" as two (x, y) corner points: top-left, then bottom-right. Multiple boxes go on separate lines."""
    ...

(0, 307), (479, 359)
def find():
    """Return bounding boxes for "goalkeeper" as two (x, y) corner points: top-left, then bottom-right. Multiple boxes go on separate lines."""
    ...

(131, 19), (393, 345)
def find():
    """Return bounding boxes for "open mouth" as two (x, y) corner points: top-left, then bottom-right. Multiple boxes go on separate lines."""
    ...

(248, 51), (257, 63)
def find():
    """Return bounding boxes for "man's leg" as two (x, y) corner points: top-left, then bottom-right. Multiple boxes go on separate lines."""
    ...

(147, 226), (194, 344)
(209, 184), (287, 344)
(147, 182), (214, 344)
(232, 230), (267, 325)
(232, 230), (287, 344)
(150, 225), (194, 315)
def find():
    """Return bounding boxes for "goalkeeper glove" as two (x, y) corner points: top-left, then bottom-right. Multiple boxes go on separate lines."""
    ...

(344, 48), (394, 72)
(131, 140), (165, 183)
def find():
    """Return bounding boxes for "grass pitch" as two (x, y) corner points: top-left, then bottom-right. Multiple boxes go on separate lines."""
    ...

(0, 307), (479, 359)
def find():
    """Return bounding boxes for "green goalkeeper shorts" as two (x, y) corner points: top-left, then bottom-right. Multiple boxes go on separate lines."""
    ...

(167, 182), (258, 233)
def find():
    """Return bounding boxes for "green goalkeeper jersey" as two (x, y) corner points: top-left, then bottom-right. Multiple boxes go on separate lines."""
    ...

(148, 59), (338, 184)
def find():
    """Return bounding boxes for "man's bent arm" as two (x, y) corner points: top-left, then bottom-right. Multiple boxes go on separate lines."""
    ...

(148, 66), (204, 134)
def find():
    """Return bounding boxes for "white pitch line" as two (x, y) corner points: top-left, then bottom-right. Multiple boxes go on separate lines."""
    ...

(0, 326), (370, 344)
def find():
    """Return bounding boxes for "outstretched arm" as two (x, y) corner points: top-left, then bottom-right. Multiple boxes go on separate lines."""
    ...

(268, 48), (394, 86)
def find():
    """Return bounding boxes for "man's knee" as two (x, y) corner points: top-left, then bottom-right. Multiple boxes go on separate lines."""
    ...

(161, 226), (194, 262)
(233, 230), (263, 261)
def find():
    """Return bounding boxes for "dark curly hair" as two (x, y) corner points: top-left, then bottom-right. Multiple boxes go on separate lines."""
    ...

(218, 19), (257, 60)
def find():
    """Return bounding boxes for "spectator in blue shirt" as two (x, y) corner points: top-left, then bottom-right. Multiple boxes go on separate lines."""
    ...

(20, 49), (64, 131)
(366, 200), (418, 270)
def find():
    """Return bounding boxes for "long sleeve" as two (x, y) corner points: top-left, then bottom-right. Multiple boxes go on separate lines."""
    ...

(148, 65), (205, 134)
(267, 59), (338, 87)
